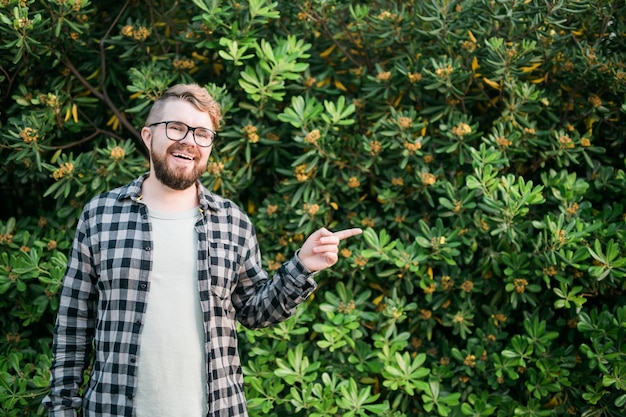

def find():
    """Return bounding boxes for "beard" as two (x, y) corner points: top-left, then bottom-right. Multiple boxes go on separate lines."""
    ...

(150, 142), (205, 190)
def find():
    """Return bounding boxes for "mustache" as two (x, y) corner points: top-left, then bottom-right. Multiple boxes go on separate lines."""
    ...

(167, 142), (201, 159)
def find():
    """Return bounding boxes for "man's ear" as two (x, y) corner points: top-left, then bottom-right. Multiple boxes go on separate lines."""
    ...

(140, 126), (152, 149)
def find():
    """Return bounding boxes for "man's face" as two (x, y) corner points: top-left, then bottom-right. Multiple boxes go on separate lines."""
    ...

(142, 100), (215, 191)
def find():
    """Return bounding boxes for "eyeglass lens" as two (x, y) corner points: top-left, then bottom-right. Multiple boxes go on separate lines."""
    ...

(166, 122), (215, 147)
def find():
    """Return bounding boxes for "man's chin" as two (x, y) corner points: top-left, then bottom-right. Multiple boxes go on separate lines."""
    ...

(151, 152), (204, 191)
(154, 169), (201, 191)
(163, 175), (198, 190)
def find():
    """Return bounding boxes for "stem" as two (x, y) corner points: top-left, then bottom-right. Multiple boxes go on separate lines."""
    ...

(302, 7), (365, 71)
(61, 0), (140, 140)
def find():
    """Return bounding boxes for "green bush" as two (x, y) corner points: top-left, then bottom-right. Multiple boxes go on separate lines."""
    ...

(1, 0), (625, 416)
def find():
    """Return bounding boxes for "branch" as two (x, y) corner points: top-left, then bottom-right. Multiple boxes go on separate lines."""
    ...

(302, 8), (365, 71)
(61, 58), (140, 139)
(0, 60), (26, 111)
(49, 129), (107, 150)
(61, 0), (140, 140)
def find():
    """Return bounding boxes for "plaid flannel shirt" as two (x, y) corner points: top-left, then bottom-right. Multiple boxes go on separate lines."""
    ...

(43, 174), (317, 417)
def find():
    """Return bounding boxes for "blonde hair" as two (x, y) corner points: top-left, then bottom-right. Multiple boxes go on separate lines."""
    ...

(146, 84), (222, 129)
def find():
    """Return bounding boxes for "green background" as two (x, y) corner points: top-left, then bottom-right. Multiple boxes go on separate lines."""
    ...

(1, 0), (625, 416)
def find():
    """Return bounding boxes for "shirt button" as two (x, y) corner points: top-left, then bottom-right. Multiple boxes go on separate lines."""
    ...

(139, 283), (147, 290)
(144, 245), (151, 251)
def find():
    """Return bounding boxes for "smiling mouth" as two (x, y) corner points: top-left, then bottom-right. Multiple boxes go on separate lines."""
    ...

(171, 152), (195, 161)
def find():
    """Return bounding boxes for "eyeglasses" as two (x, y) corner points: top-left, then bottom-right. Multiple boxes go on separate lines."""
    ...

(147, 121), (217, 147)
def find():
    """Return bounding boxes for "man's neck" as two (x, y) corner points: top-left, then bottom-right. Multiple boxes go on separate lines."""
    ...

(140, 175), (199, 212)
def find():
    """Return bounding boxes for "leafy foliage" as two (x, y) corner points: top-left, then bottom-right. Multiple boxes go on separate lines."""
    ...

(1, 0), (625, 416)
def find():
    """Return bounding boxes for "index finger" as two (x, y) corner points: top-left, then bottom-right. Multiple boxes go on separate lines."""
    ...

(333, 228), (363, 241)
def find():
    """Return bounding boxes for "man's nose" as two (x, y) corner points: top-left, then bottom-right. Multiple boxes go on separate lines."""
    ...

(180, 128), (196, 144)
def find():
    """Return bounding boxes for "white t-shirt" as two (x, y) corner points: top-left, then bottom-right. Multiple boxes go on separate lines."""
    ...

(135, 207), (208, 417)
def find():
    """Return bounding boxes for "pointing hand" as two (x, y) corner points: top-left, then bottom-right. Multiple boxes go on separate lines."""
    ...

(298, 227), (363, 272)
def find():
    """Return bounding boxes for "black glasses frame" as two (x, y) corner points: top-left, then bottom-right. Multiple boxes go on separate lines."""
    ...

(147, 121), (217, 147)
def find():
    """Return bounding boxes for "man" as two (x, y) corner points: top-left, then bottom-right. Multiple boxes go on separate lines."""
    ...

(44, 84), (361, 417)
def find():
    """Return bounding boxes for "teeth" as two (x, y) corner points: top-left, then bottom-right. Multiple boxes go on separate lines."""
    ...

(172, 153), (193, 160)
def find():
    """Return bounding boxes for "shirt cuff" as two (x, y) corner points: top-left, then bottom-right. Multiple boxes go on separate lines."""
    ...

(283, 252), (317, 298)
